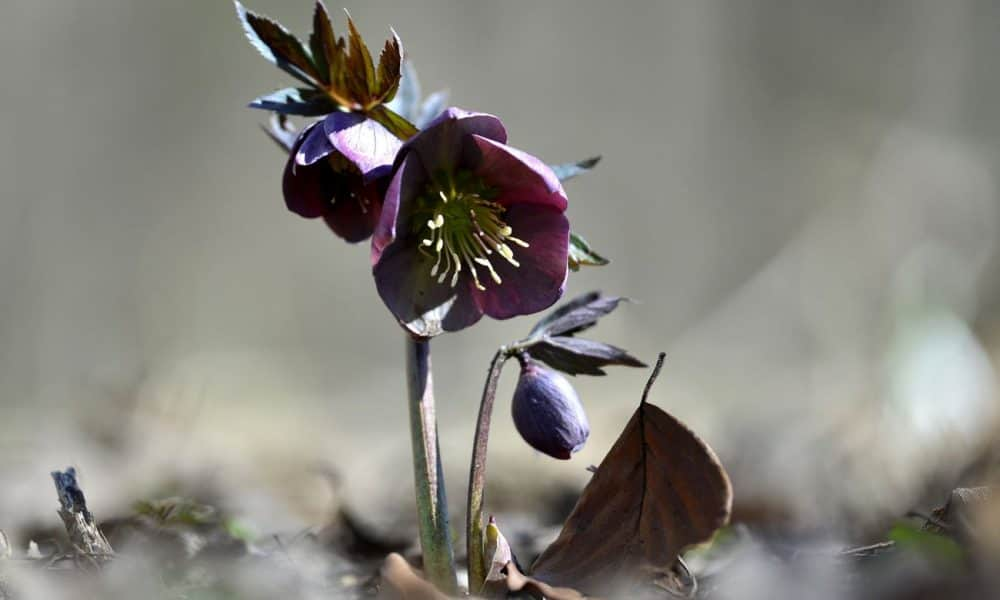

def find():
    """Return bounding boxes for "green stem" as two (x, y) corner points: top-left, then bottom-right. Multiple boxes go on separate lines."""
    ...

(466, 347), (511, 594)
(405, 336), (458, 594)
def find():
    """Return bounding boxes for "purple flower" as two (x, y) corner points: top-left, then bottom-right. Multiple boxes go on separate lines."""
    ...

(283, 112), (403, 243)
(372, 108), (570, 336)
(512, 359), (589, 459)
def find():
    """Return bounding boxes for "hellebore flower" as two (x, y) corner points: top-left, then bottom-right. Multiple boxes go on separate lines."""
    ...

(512, 359), (589, 459)
(372, 108), (570, 336)
(283, 113), (402, 243)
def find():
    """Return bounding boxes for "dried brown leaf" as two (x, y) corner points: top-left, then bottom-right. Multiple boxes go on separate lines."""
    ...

(505, 561), (592, 600)
(376, 553), (449, 600)
(529, 354), (732, 596)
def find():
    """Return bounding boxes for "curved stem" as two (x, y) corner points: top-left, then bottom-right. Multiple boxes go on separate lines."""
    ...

(466, 346), (511, 593)
(405, 336), (457, 594)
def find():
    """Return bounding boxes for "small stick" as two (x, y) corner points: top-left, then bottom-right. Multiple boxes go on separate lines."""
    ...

(50, 468), (113, 561)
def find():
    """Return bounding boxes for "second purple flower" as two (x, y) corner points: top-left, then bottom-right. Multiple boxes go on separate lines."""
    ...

(372, 108), (570, 336)
(283, 113), (402, 243)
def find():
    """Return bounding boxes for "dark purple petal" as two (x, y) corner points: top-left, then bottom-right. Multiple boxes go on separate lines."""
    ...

(322, 112), (401, 179)
(476, 204), (569, 320)
(372, 154), (430, 264)
(296, 121), (334, 166)
(322, 182), (382, 243)
(512, 361), (589, 460)
(373, 240), (481, 336)
(282, 132), (331, 219)
(402, 107), (507, 174)
(471, 136), (567, 211)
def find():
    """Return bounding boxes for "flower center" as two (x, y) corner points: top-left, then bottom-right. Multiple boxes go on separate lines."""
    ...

(414, 171), (529, 290)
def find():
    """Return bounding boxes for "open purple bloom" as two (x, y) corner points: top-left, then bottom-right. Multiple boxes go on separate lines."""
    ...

(372, 108), (570, 336)
(512, 359), (589, 459)
(283, 112), (402, 243)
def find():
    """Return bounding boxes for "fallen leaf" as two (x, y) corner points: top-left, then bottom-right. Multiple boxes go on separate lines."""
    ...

(529, 353), (732, 596)
(505, 561), (591, 600)
(376, 553), (449, 600)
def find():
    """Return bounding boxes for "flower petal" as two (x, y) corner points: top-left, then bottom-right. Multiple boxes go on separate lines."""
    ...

(295, 121), (334, 166)
(471, 136), (567, 211)
(403, 107), (507, 174)
(283, 130), (331, 219)
(476, 204), (569, 320)
(322, 182), (382, 243)
(322, 113), (401, 179)
(372, 154), (429, 264)
(373, 240), (481, 336)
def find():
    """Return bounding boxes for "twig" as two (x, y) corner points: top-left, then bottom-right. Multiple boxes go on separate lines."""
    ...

(50, 468), (113, 562)
(466, 347), (511, 593)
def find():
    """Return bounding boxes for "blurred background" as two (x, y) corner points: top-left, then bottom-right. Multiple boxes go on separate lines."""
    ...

(3, 0), (1000, 570)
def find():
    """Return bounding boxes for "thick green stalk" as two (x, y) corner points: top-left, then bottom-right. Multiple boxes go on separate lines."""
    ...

(466, 347), (510, 594)
(405, 336), (458, 594)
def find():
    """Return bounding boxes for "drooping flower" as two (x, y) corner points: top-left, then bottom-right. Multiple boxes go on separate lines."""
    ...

(283, 113), (402, 242)
(372, 108), (570, 336)
(511, 359), (589, 459)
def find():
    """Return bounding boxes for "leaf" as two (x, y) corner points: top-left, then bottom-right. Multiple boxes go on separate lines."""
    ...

(505, 561), (590, 600)
(529, 354), (732, 596)
(235, 1), (320, 87)
(260, 113), (300, 152)
(376, 553), (449, 600)
(346, 16), (377, 99)
(248, 87), (337, 116)
(374, 31), (403, 104)
(309, 0), (336, 85)
(416, 90), (449, 129)
(531, 337), (645, 376)
(889, 523), (964, 566)
(568, 232), (610, 271)
(530, 291), (626, 337)
(369, 104), (419, 140)
(551, 156), (601, 182)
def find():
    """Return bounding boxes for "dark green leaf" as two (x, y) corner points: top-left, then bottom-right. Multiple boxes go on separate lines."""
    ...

(309, 1), (336, 85)
(369, 104), (418, 140)
(568, 232), (610, 271)
(530, 336), (645, 376)
(531, 292), (625, 337)
(550, 156), (601, 182)
(346, 16), (377, 98)
(374, 31), (403, 103)
(248, 87), (336, 116)
(235, 1), (320, 87)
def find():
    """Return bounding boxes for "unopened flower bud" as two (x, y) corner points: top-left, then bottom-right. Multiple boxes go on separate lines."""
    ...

(512, 359), (589, 459)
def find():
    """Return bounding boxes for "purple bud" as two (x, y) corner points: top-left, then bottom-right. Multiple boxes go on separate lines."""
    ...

(511, 359), (589, 459)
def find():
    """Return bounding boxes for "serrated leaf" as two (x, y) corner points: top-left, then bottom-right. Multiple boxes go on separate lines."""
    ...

(374, 31), (403, 104)
(550, 156), (601, 182)
(531, 337), (645, 376)
(369, 104), (419, 140)
(248, 87), (337, 116)
(531, 292), (625, 337)
(568, 231), (610, 271)
(416, 90), (449, 129)
(309, 1), (336, 85)
(386, 60), (421, 123)
(260, 113), (300, 152)
(235, 1), (320, 87)
(346, 16), (377, 98)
